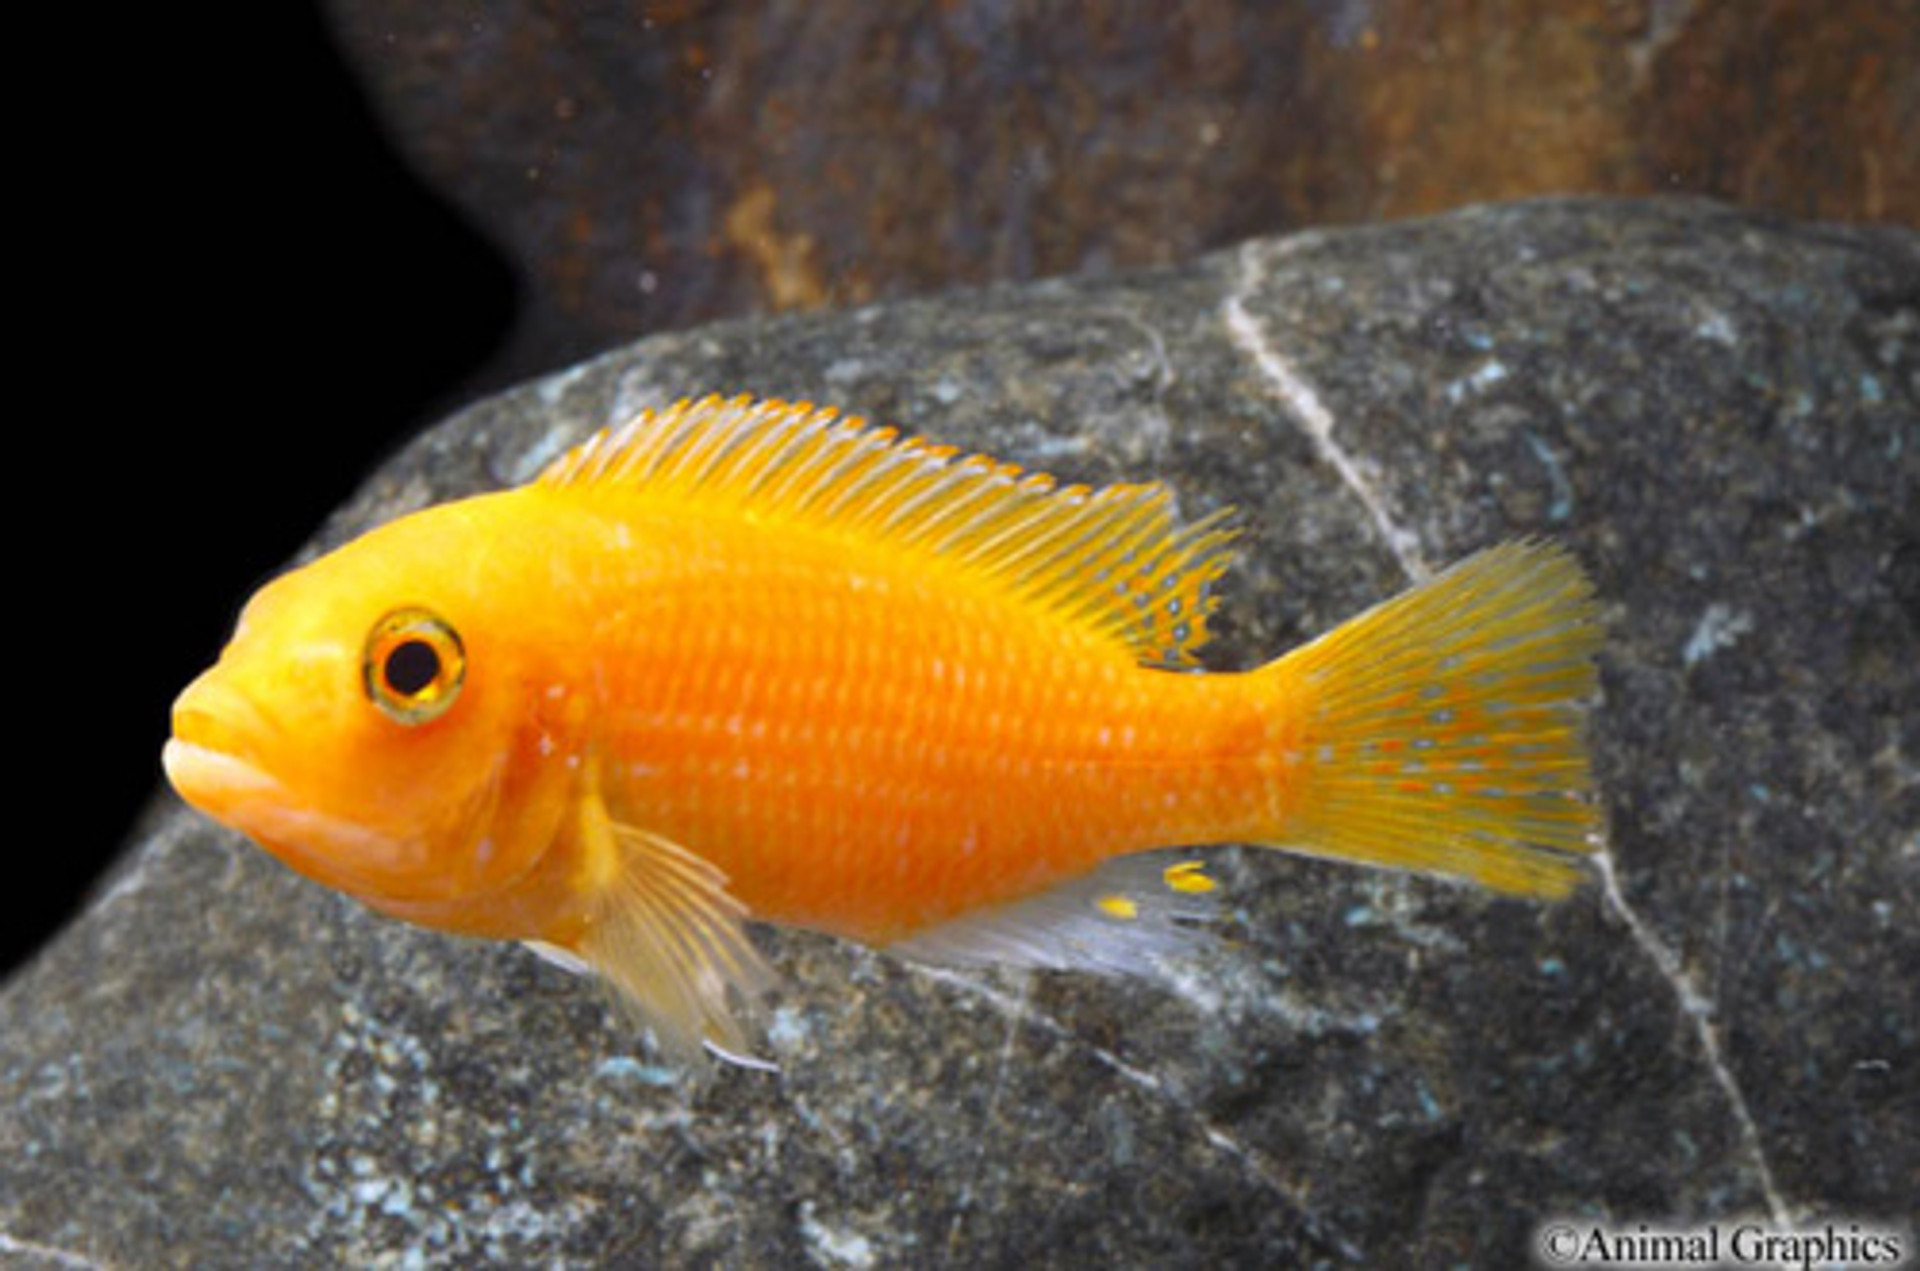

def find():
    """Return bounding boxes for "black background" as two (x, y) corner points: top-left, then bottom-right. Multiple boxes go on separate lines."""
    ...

(9, 7), (515, 979)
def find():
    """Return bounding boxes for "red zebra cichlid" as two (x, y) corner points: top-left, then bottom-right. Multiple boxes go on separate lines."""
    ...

(164, 394), (1602, 1063)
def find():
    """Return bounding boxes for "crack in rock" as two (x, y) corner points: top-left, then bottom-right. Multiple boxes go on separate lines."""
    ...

(1223, 242), (1430, 580)
(0, 1232), (113, 1270)
(1594, 852), (1791, 1225)
(912, 964), (1364, 1263)
(1219, 237), (1794, 1227)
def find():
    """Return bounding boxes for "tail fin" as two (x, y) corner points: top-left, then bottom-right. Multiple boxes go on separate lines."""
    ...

(1260, 541), (1603, 897)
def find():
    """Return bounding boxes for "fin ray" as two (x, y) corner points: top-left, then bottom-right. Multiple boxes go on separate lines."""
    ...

(888, 851), (1222, 982)
(572, 818), (777, 1064)
(538, 393), (1238, 667)
(1261, 540), (1602, 896)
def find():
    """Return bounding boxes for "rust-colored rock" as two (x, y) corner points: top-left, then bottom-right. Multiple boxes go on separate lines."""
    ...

(322, 1), (1918, 382)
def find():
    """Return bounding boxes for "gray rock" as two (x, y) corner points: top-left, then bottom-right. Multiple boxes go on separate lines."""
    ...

(4, 198), (1915, 1268)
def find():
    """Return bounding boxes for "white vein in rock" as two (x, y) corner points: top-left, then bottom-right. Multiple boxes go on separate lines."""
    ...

(1222, 244), (1430, 580)
(0, 1232), (112, 1270)
(1594, 851), (1791, 1224)
(1221, 235), (1793, 1226)
(943, 970), (1032, 1259)
(912, 964), (1362, 1262)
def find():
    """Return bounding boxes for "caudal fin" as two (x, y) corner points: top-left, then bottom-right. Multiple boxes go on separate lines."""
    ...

(1260, 541), (1603, 897)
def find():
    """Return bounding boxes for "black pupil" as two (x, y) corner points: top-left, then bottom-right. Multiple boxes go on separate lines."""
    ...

(384, 639), (442, 698)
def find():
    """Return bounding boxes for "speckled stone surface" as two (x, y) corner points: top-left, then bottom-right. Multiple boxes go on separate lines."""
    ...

(4, 198), (1915, 1267)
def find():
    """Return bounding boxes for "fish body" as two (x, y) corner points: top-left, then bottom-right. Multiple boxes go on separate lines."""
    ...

(166, 394), (1601, 1061)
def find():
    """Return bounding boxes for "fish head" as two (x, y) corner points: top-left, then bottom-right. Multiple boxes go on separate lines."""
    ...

(164, 497), (581, 927)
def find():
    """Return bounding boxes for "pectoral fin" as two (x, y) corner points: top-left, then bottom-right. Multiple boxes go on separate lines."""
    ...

(564, 797), (776, 1065)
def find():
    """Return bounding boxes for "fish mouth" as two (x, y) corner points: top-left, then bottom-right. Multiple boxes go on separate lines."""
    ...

(162, 736), (285, 817)
(164, 675), (405, 892)
(165, 671), (286, 823)
(161, 731), (317, 874)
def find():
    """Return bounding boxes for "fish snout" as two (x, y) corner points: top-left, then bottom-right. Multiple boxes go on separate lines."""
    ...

(163, 671), (282, 817)
(163, 665), (446, 901)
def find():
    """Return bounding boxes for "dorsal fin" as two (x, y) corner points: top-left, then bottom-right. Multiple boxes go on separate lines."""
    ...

(537, 393), (1239, 667)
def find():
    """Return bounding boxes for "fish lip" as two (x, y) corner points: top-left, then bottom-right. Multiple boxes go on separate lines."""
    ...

(165, 670), (286, 821)
(162, 734), (414, 896)
(169, 669), (281, 763)
(161, 737), (284, 813)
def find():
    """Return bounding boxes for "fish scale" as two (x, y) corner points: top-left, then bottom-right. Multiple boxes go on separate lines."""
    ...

(165, 393), (1601, 1064)
(584, 502), (1255, 941)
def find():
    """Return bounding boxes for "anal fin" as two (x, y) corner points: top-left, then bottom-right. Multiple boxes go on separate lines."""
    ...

(888, 851), (1221, 982)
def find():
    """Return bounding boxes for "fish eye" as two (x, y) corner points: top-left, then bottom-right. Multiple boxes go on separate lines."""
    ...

(362, 608), (465, 726)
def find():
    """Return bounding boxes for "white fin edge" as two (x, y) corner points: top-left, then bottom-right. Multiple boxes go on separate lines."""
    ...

(703, 1038), (781, 1072)
(572, 820), (779, 1067)
(528, 940), (780, 1072)
(523, 940), (592, 977)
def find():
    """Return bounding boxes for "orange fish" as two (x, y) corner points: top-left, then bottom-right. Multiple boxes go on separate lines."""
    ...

(165, 393), (1602, 1064)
